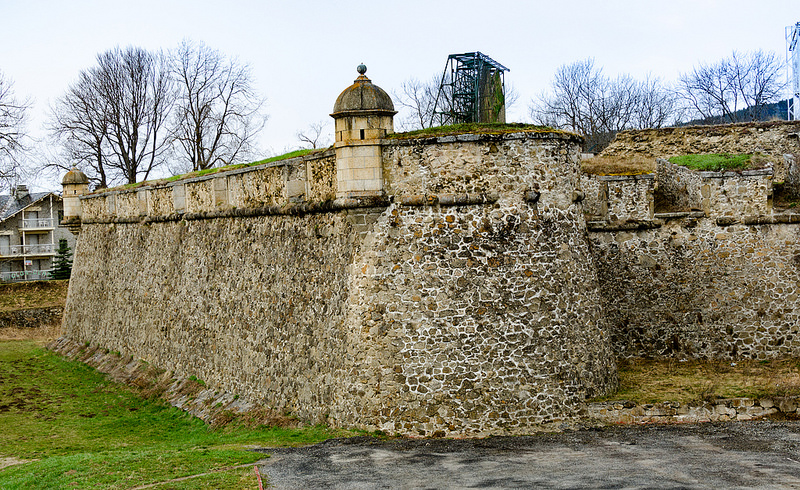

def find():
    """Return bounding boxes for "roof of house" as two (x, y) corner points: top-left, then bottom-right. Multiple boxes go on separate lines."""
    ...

(0, 192), (61, 223)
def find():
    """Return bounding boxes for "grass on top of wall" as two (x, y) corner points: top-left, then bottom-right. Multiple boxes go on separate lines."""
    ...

(91, 148), (327, 194)
(581, 155), (656, 176)
(0, 340), (357, 489)
(668, 153), (767, 172)
(594, 357), (800, 405)
(387, 123), (566, 140)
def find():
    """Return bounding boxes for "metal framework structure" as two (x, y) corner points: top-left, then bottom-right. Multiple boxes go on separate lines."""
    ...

(788, 22), (800, 120)
(431, 52), (509, 126)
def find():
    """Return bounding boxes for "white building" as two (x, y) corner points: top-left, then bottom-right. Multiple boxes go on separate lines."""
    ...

(0, 185), (76, 282)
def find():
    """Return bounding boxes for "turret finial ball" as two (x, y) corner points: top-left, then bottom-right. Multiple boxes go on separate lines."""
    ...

(357, 63), (367, 75)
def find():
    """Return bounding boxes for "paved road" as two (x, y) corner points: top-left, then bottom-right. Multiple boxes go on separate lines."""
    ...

(257, 421), (800, 489)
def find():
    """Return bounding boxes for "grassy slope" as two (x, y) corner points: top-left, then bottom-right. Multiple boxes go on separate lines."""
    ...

(0, 280), (68, 312)
(0, 341), (353, 489)
(596, 357), (800, 405)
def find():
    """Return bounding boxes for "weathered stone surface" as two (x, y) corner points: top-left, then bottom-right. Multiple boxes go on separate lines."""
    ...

(602, 121), (800, 164)
(588, 396), (800, 424)
(592, 218), (800, 359)
(0, 306), (63, 329)
(63, 132), (617, 437)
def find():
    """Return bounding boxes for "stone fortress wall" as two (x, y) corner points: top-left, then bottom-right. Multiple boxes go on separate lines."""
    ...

(59, 65), (800, 436)
(585, 121), (800, 360)
(63, 129), (618, 437)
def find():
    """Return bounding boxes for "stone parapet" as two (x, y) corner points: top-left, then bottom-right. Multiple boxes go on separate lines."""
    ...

(582, 173), (654, 221)
(79, 150), (337, 223)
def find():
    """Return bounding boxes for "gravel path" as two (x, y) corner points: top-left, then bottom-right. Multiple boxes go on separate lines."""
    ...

(257, 421), (800, 489)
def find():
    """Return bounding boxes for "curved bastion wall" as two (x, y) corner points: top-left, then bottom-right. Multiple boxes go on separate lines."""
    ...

(62, 131), (618, 436)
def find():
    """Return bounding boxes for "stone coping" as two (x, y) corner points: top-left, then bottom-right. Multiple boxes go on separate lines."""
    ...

(588, 397), (799, 425)
(698, 169), (773, 178)
(587, 212), (800, 232)
(653, 211), (705, 220)
(587, 219), (663, 232)
(594, 173), (655, 182)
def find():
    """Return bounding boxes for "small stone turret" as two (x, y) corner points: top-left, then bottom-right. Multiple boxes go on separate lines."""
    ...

(61, 167), (89, 235)
(331, 64), (396, 198)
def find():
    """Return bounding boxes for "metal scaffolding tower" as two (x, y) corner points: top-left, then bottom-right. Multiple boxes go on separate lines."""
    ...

(431, 52), (509, 126)
(788, 22), (800, 120)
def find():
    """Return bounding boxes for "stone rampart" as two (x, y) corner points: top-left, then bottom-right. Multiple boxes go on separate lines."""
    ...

(62, 131), (618, 436)
(591, 216), (800, 359)
(602, 121), (800, 162)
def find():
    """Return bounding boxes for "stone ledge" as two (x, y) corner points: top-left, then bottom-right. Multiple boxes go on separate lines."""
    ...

(587, 219), (663, 232)
(587, 397), (799, 425)
(742, 214), (800, 225)
(653, 211), (705, 220)
(698, 169), (772, 178)
(596, 174), (655, 182)
(81, 196), (390, 225)
(397, 193), (499, 207)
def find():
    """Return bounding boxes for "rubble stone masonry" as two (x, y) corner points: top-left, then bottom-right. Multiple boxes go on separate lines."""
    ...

(63, 131), (618, 436)
(62, 122), (800, 434)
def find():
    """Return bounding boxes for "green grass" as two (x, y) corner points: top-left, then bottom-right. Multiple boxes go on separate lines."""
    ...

(248, 148), (320, 165)
(387, 122), (563, 140)
(0, 340), (355, 489)
(668, 153), (755, 171)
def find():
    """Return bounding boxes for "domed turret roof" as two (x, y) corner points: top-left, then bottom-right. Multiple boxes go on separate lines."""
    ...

(332, 64), (396, 116)
(62, 167), (89, 185)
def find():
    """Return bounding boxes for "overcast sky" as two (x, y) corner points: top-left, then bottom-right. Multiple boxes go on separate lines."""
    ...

(2, 0), (798, 190)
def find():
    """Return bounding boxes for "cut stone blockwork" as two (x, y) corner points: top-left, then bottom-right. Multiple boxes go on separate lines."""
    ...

(331, 64), (396, 198)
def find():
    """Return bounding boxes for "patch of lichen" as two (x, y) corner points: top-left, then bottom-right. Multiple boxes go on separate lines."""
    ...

(387, 123), (572, 140)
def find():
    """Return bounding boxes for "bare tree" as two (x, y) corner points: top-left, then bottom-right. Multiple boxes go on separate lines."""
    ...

(98, 47), (174, 183)
(49, 69), (111, 188)
(171, 40), (266, 171)
(49, 46), (175, 186)
(530, 59), (678, 152)
(394, 76), (440, 131)
(0, 70), (31, 186)
(678, 50), (785, 123)
(296, 120), (330, 149)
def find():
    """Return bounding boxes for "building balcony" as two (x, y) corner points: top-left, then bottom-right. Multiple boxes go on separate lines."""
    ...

(0, 269), (53, 283)
(20, 218), (55, 230)
(0, 243), (57, 257)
